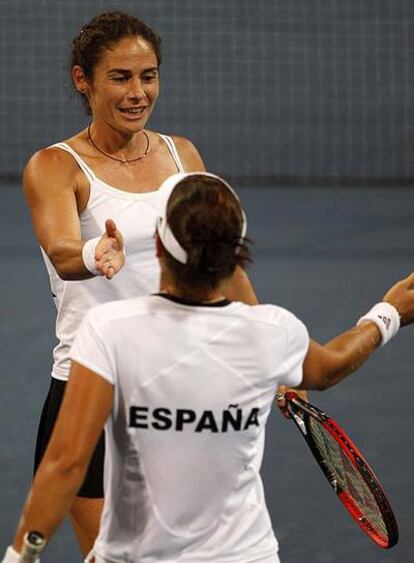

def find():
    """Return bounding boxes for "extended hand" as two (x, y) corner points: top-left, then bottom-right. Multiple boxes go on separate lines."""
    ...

(95, 219), (125, 280)
(383, 272), (414, 326)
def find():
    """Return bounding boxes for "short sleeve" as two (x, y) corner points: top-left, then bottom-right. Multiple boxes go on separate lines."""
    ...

(279, 312), (309, 388)
(70, 308), (116, 385)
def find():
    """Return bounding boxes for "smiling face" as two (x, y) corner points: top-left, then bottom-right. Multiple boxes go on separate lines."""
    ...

(73, 35), (160, 135)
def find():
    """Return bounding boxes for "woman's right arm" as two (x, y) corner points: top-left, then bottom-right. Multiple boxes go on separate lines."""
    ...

(298, 272), (414, 391)
(9, 362), (114, 554)
(24, 148), (124, 280)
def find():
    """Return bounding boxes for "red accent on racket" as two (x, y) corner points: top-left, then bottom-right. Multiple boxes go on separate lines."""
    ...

(284, 391), (398, 549)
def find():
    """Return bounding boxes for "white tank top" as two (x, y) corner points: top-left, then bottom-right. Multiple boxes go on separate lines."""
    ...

(42, 134), (184, 381)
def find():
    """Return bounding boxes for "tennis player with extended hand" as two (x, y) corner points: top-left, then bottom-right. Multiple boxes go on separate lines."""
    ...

(3, 173), (414, 563)
(24, 11), (258, 557)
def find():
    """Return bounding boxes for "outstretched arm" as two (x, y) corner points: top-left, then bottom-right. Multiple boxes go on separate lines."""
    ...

(299, 272), (414, 390)
(9, 363), (113, 554)
(24, 148), (125, 280)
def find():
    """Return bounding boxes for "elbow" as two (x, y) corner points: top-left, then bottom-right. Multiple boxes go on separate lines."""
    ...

(312, 375), (339, 391)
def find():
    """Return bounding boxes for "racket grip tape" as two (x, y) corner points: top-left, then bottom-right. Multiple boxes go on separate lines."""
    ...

(19, 532), (46, 563)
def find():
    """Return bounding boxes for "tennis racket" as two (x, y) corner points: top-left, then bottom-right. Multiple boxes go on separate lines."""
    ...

(282, 391), (399, 549)
(19, 532), (45, 563)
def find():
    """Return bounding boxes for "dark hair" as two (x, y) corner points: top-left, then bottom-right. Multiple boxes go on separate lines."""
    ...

(71, 11), (162, 113)
(164, 175), (252, 291)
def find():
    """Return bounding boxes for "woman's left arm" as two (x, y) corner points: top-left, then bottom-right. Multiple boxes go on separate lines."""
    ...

(172, 136), (206, 172)
(224, 266), (258, 305)
(10, 363), (113, 553)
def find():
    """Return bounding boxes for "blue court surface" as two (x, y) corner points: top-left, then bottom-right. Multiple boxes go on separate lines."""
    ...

(1, 182), (413, 562)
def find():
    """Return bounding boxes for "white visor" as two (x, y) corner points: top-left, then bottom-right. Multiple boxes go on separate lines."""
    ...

(156, 172), (247, 264)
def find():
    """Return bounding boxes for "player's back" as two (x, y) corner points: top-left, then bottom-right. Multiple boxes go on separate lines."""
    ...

(83, 294), (308, 562)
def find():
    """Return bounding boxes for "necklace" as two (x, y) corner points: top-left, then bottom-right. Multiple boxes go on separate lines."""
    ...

(87, 124), (150, 164)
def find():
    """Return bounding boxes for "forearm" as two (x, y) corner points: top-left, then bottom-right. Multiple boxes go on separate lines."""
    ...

(325, 321), (381, 377)
(300, 321), (381, 390)
(12, 459), (87, 551)
(224, 267), (258, 305)
(46, 239), (93, 280)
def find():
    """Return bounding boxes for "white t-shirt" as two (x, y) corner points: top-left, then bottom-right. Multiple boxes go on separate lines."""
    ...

(71, 294), (309, 563)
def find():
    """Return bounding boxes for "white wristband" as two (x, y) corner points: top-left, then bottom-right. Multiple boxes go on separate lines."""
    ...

(357, 302), (400, 346)
(82, 237), (101, 276)
(2, 546), (20, 563)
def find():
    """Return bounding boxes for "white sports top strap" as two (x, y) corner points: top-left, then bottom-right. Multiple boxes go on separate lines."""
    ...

(159, 134), (184, 172)
(49, 142), (96, 183)
(50, 136), (184, 177)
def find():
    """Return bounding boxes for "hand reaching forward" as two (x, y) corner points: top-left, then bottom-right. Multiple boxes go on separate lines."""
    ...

(95, 219), (125, 280)
(383, 272), (414, 326)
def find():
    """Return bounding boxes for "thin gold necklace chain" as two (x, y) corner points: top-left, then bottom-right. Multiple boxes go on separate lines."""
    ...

(87, 124), (150, 164)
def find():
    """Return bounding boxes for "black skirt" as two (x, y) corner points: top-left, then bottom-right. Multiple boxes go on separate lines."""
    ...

(34, 377), (105, 498)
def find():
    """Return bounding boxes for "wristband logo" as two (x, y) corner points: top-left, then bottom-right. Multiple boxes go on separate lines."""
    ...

(377, 314), (391, 330)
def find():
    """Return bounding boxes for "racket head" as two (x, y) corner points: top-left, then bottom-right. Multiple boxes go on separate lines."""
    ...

(285, 392), (399, 549)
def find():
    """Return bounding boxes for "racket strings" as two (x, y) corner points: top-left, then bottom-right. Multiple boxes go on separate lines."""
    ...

(308, 418), (389, 540)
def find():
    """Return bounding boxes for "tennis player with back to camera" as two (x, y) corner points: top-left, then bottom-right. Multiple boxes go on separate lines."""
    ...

(4, 172), (414, 563)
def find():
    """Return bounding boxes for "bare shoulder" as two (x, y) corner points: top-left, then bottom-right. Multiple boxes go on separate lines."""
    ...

(23, 144), (79, 197)
(171, 135), (206, 172)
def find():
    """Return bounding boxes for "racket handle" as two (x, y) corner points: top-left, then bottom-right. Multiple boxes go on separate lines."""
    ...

(19, 532), (45, 563)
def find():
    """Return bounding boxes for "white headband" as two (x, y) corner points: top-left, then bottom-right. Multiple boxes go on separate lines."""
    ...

(156, 172), (247, 265)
